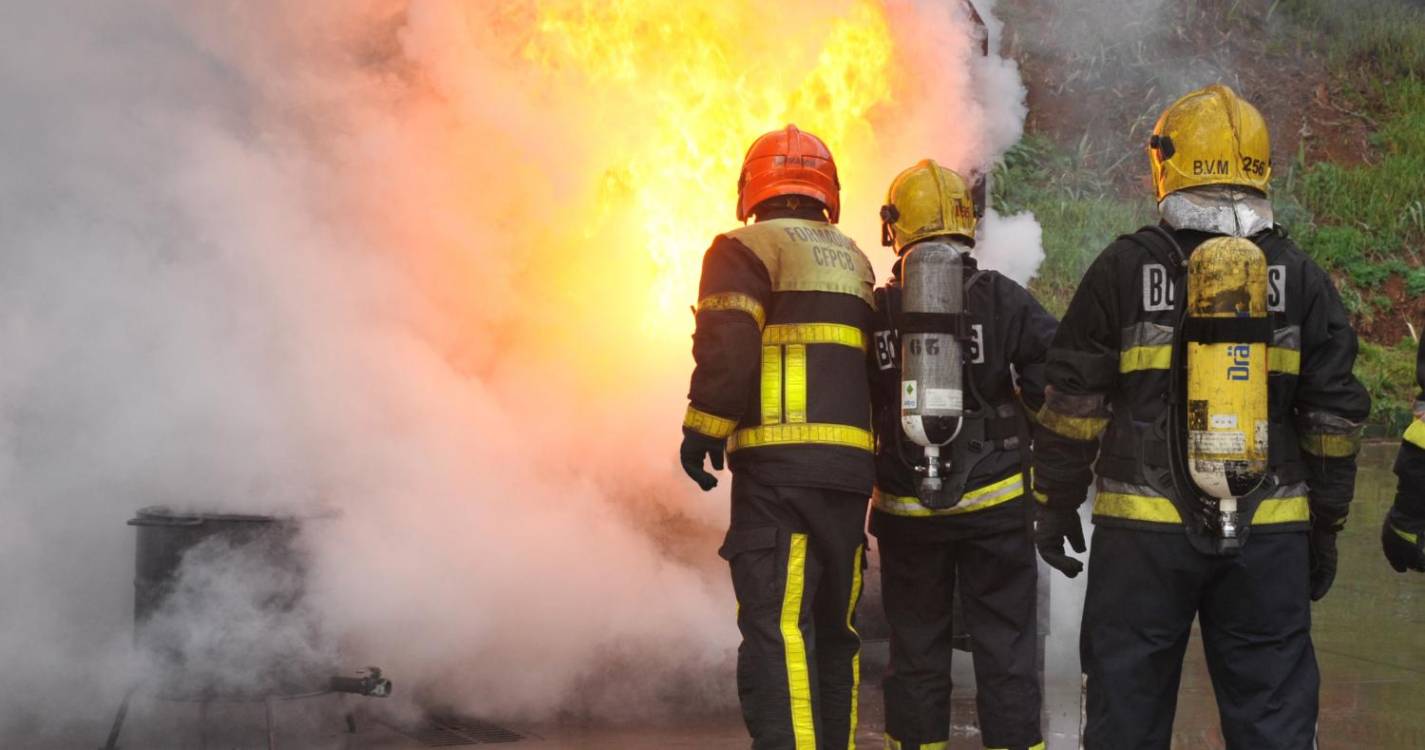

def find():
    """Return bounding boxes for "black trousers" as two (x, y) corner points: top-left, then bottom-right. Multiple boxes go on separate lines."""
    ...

(719, 474), (870, 750)
(1081, 527), (1318, 750)
(878, 526), (1043, 750)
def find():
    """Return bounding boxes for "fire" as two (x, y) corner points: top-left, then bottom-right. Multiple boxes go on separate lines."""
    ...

(521, 0), (897, 335)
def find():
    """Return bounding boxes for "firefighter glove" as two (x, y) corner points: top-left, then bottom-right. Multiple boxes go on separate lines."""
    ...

(680, 431), (725, 492)
(1308, 526), (1338, 601)
(1382, 508), (1425, 573)
(1035, 504), (1086, 578)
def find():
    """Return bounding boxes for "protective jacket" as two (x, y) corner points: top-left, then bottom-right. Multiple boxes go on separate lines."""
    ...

(684, 206), (877, 494)
(1034, 224), (1369, 533)
(1394, 339), (1425, 521)
(870, 256), (1056, 537)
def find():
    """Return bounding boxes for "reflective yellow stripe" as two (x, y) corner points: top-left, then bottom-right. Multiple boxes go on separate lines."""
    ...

(763, 323), (866, 351)
(1252, 496), (1309, 524)
(1393, 524), (1420, 545)
(1037, 405), (1109, 441)
(846, 545), (864, 750)
(1120, 345), (1173, 373)
(874, 473), (1025, 517)
(682, 405), (737, 439)
(1034, 490), (1050, 505)
(1269, 347), (1300, 374)
(697, 292), (765, 329)
(761, 346), (782, 425)
(785, 344), (807, 424)
(1404, 419), (1425, 451)
(1096, 489), (1308, 525)
(1093, 491), (1183, 523)
(782, 534), (815, 750)
(1300, 432), (1361, 458)
(883, 737), (945, 750)
(729, 423), (873, 452)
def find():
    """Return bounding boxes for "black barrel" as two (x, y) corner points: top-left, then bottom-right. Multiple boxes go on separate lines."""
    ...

(128, 506), (329, 699)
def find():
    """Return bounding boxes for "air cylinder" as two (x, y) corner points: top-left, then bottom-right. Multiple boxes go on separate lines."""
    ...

(1184, 236), (1270, 534)
(900, 241), (966, 499)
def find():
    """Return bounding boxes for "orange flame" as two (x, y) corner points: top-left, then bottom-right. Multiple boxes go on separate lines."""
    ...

(521, 0), (897, 334)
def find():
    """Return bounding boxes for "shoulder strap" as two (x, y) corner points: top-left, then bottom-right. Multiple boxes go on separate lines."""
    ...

(1120, 225), (1189, 277)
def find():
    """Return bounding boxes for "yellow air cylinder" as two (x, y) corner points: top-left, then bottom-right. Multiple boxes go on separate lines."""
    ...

(1185, 236), (1270, 506)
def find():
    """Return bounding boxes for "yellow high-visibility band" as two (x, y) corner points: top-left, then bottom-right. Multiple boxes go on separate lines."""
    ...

(729, 424), (874, 452)
(874, 473), (1026, 517)
(697, 292), (765, 329)
(1404, 419), (1425, 451)
(763, 323), (866, 351)
(845, 545), (864, 750)
(1268, 348), (1301, 374)
(1034, 490), (1050, 505)
(1252, 496), (1309, 524)
(1037, 405), (1109, 442)
(884, 737), (946, 750)
(1094, 490), (1184, 523)
(761, 346), (782, 426)
(1120, 345), (1173, 373)
(1300, 432), (1361, 458)
(682, 406), (737, 439)
(781, 533), (815, 750)
(1393, 524), (1420, 545)
(785, 344), (807, 424)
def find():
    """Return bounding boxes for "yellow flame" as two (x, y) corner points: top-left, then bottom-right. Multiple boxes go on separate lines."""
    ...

(522, 0), (895, 333)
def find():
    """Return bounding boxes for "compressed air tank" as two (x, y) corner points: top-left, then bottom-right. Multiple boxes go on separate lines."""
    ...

(900, 240), (965, 451)
(1184, 236), (1270, 503)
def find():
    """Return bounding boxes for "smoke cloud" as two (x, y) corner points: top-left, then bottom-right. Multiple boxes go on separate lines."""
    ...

(0, 0), (1037, 741)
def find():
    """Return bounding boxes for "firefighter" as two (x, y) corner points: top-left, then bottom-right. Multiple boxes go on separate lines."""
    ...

(869, 160), (1055, 750)
(1032, 84), (1370, 749)
(679, 124), (876, 750)
(1384, 337), (1425, 573)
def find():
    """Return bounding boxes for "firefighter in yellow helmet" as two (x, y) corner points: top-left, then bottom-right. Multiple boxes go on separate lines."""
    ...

(1032, 84), (1370, 747)
(679, 125), (875, 749)
(869, 160), (1055, 750)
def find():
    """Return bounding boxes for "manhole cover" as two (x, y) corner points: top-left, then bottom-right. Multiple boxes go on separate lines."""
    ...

(382, 712), (523, 746)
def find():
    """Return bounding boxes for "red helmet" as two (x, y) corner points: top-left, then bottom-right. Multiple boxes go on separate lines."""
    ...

(736, 124), (841, 223)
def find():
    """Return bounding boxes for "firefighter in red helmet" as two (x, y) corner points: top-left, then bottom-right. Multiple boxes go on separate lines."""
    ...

(680, 124), (876, 749)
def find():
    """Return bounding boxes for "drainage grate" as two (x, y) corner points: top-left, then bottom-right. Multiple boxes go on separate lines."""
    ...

(383, 712), (524, 746)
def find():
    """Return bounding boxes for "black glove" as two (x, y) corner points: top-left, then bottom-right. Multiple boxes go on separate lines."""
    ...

(1308, 525), (1338, 601)
(680, 431), (725, 492)
(1382, 508), (1425, 573)
(1035, 504), (1086, 578)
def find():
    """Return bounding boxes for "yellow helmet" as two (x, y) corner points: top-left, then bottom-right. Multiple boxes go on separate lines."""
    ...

(880, 159), (977, 254)
(1149, 84), (1271, 202)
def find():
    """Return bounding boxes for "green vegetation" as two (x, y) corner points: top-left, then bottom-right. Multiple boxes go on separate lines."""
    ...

(1291, 78), (1425, 319)
(1279, 0), (1425, 80)
(994, 0), (1425, 426)
(1356, 339), (1418, 435)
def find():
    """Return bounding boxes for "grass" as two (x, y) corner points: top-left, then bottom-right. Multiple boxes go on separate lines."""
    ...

(1355, 339), (1418, 436)
(1279, 0), (1425, 80)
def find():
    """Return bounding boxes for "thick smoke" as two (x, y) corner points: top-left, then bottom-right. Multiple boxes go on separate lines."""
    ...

(0, 0), (1038, 741)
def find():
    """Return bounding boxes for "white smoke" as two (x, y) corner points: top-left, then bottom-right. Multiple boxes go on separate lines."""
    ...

(0, 0), (1041, 742)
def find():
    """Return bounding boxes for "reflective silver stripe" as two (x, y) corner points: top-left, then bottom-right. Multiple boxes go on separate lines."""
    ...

(1273, 325), (1301, 351)
(1097, 477), (1161, 497)
(1121, 322), (1175, 348)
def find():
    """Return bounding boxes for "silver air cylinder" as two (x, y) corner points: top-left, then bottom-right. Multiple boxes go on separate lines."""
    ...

(899, 241), (966, 499)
